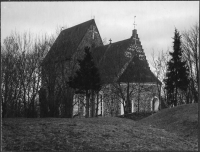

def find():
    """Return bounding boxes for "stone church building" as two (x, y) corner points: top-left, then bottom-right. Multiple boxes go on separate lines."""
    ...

(41, 19), (161, 117)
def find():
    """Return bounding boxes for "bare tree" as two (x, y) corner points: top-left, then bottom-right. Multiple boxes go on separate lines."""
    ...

(151, 49), (169, 107)
(2, 35), (22, 117)
(182, 23), (199, 103)
(1, 30), (55, 118)
(112, 82), (139, 114)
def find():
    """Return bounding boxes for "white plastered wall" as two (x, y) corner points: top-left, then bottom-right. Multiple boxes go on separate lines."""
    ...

(121, 99), (124, 115)
(151, 96), (159, 112)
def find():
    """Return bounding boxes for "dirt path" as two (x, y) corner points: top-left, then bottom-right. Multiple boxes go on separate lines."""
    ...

(2, 117), (198, 151)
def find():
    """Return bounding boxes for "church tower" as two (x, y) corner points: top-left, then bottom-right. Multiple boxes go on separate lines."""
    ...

(40, 19), (103, 118)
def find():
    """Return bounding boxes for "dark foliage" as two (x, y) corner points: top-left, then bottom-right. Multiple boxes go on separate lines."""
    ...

(164, 29), (190, 106)
(68, 47), (101, 117)
(68, 46), (101, 93)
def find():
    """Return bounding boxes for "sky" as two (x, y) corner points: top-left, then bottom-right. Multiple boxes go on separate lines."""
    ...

(1, 1), (199, 67)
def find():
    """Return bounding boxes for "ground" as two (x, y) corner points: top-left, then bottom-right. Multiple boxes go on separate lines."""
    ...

(139, 103), (198, 139)
(2, 103), (198, 151)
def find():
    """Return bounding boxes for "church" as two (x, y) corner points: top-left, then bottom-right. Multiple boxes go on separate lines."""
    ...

(41, 19), (161, 118)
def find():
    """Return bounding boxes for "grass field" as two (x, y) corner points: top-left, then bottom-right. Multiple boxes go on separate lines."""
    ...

(139, 103), (198, 139)
(2, 103), (198, 151)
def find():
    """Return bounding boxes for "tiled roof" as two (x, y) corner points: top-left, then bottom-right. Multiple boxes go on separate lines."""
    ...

(92, 39), (132, 84)
(42, 19), (96, 65)
(118, 56), (162, 84)
(42, 18), (161, 85)
(92, 38), (162, 85)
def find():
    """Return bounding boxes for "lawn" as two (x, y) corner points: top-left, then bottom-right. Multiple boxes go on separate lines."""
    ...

(139, 103), (198, 140)
(2, 115), (197, 151)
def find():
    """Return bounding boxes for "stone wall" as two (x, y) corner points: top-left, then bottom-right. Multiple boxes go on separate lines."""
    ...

(133, 84), (158, 112)
(72, 83), (159, 117)
(102, 83), (159, 116)
(102, 85), (121, 117)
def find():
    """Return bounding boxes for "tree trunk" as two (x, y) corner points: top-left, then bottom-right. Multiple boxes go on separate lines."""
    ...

(90, 90), (95, 117)
(195, 51), (199, 97)
(158, 84), (161, 110)
(124, 104), (128, 115)
(63, 88), (74, 118)
(101, 95), (103, 116)
(122, 102), (126, 115)
(85, 90), (90, 118)
(174, 86), (178, 106)
(96, 93), (99, 117)
(137, 83), (140, 113)
(191, 79), (198, 103)
(39, 88), (48, 117)
(126, 82), (132, 113)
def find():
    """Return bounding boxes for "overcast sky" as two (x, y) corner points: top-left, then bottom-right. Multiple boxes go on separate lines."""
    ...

(1, 1), (199, 66)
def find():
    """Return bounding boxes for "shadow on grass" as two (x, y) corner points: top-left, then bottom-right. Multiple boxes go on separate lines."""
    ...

(117, 111), (156, 121)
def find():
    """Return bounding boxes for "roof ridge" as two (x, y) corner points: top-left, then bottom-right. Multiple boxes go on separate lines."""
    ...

(107, 38), (131, 46)
(42, 19), (95, 65)
(62, 19), (95, 32)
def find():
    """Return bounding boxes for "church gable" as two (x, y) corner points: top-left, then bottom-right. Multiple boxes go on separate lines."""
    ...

(91, 29), (159, 85)
(78, 24), (103, 49)
(118, 35), (161, 84)
(42, 19), (99, 65)
(90, 28), (162, 86)
(73, 23), (103, 61)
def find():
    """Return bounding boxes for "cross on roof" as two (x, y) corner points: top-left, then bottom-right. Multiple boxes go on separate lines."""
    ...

(90, 25), (98, 39)
(132, 37), (139, 45)
(109, 38), (112, 44)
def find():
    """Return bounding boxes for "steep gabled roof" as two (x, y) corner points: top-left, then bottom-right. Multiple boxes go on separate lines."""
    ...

(118, 56), (162, 85)
(92, 37), (161, 85)
(92, 38), (133, 84)
(42, 18), (161, 85)
(42, 19), (96, 65)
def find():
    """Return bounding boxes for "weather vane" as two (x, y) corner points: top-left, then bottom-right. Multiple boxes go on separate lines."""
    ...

(133, 16), (137, 29)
